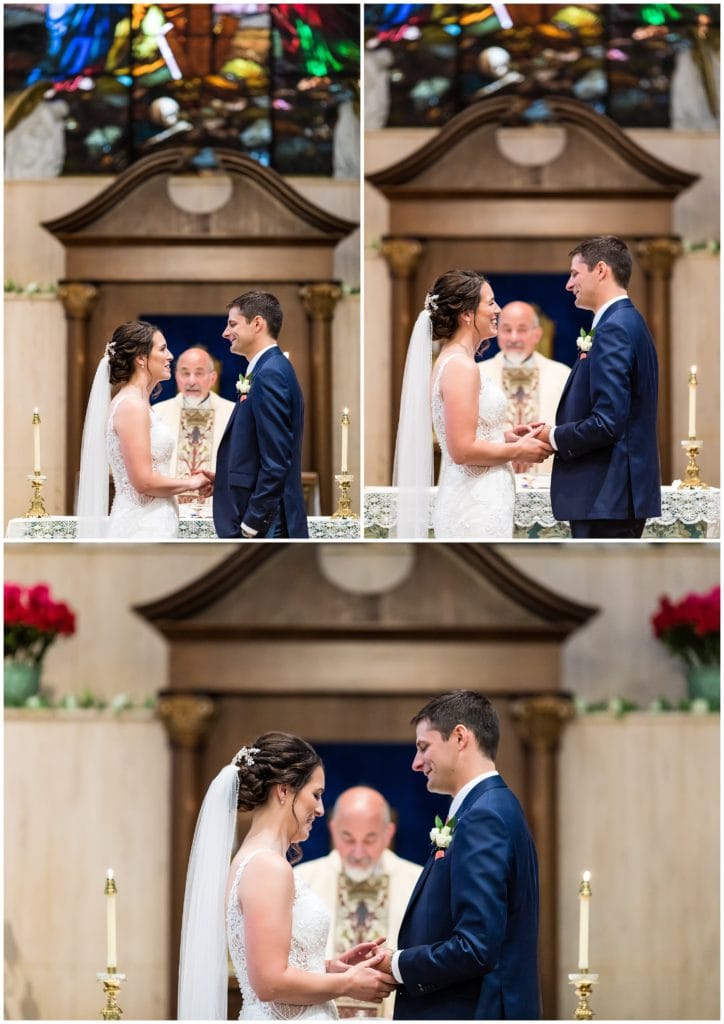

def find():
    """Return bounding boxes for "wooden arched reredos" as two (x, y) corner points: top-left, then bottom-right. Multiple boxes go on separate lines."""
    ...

(43, 147), (358, 513)
(136, 543), (597, 1018)
(367, 96), (698, 482)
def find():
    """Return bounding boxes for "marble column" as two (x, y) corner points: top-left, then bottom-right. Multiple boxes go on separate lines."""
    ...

(636, 237), (682, 484)
(157, 693), (216, 1017)
(299, 282), (343, 514)
(56, 281), (98, 513)
(379, 238), (423, 468)
(511, 694), (574, 1020)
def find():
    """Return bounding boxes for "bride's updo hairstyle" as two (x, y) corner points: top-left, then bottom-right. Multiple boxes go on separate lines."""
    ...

(233, 731), (321, 812)
(234, 732), (322, 862)
(106, 320), (160, 386)
(426, 269), (486, 341)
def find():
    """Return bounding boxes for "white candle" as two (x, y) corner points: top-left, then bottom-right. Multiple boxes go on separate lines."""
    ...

(688, 366), (697, 439)
(283, 350), (290, 360)
(105, 868), (117, 970)
(578, 871), (591, 971)
(341, 408), (349, 474)
(32, 408), (41, 474)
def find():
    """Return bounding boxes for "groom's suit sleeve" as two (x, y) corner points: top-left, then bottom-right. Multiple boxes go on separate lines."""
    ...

(554, 319), (634, 460)
(242, 364), (295, 533)
(398, 805), (511, 995)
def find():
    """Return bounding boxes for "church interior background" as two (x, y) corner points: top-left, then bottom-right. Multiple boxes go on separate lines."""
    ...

(3, 3), (721, 1023)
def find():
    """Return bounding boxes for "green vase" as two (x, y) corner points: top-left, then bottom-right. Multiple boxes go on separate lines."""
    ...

(686, 665), (720, 709)
(4, 661), (42, 707)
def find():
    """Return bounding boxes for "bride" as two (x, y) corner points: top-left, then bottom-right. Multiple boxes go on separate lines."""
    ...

(178, 732), (396, 1020)
(76, 320), (211, 539)
(393, 269), (551, 539)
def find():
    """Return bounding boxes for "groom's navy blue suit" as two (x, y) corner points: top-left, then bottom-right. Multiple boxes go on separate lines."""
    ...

(213, 346), (308, 538)
(551, 298), (661, 537)
(394, 775), (540, 1021)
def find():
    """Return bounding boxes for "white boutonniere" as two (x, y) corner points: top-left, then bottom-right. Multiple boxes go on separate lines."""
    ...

(236, 373), (252, 401)
(430, 815), (456, 858)
(577, 328), (594, 355)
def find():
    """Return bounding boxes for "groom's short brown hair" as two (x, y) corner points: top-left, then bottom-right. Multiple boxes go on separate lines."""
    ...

(228, 291), (283, 339)
(411, 690), (499, 760)
(569, 236), (632, 288)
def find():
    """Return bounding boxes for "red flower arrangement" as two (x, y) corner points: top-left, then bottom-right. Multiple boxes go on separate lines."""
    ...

(651, 585), (720, 669)
(4, 583), (76, 665)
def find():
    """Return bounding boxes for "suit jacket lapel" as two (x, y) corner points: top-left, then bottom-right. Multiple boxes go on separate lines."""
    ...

(402, 776), (508, 923)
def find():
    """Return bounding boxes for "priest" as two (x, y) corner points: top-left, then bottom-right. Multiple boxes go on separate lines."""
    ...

(483, 301), (570, 474)
(153, 347), (234, 511)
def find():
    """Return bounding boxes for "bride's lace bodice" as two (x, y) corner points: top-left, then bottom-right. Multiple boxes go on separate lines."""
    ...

(227, 851), (338, 1021)
(431, 354), (515, 539)
(106, 392), (179, 539)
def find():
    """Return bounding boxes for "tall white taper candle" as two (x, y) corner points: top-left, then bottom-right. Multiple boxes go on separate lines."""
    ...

(32, 408), (41, 474)
(105, 868), (117, 970)
(578, 871), (591, 971)
(341, 408), (350, 474)
(688, 366), (697, 438)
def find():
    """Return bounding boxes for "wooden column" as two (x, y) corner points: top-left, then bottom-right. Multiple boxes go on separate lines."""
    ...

(157, 693), (216, 1018)
(56, 281), (98, 513)
(299, 282), (343, 514)
(379, 238), (423, 466)
(511, 694), (574, 1020)
(636, 237), (682, 485)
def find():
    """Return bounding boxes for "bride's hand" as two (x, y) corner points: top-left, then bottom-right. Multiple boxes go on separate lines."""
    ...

(186, 472), (213, 495)
(335, 937), (386, 967)
(515, 433), (553, 464)
(343, 954), (397, 1002)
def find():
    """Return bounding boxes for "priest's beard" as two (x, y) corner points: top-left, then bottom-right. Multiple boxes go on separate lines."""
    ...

(343, 861), (383, 884)
(503, 349), (531, 366)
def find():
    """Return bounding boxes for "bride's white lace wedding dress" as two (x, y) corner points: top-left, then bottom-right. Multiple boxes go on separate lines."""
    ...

(432, 354), (515, 539)
(227, 850), (338, 1021)
(106, 392), (179, 539)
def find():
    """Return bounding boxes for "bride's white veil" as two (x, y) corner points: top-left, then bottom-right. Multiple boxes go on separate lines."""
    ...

(392, 309), (434, 538)
(75, 354), (111, 539)
(178, 763), (239, 1020)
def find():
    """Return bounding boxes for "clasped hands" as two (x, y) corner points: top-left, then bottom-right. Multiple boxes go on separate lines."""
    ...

(505, 421), (554, 474)
(326, 936), (398, 1002)
(190, 469), (215, 499)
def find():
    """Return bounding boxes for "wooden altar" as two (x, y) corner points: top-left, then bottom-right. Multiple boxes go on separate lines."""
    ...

(367, 96), (699, 483)
(136, 543), (597, 1017)
(43, 147), (357, 514)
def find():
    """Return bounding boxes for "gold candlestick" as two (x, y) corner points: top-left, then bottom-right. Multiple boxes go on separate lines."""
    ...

(96, 970), (126, 1020)
(568, 971), (599, 1020)
(24, 473), (49, 517)
(332, 473), (358, 518)
(677, 439), (708, 489)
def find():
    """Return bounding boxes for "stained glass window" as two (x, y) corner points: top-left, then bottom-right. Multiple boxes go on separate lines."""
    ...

(4, 3), (360, 175)
(364, 3), (719, 129)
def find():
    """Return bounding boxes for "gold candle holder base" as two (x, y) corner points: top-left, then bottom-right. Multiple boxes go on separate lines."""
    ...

(24, 473), (49, 517)
(568, 971), (599, 1020)
(677, 439), (708, 489)
(332, 474), (358, 518)
(97, 971), (126, 1020)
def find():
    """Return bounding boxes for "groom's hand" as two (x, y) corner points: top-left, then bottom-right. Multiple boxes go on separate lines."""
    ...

(376, 947), (396, 975)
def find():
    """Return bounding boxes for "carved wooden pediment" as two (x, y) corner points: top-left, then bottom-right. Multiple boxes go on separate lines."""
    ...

(368, 95), (698, 201)
(44, 146), (356, 247)
(43, 146), (357, 282)
(136, 544), (597, 696)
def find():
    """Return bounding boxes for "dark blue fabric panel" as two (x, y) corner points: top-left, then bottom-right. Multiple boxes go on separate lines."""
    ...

(301, 742), (449, 865)
(140, 313), (243, 404)
(477, 272), (593, 367)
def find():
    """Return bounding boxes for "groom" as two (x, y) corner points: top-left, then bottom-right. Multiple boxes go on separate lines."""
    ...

(539, 235), (661, 538)
(379, 690), (540, 1020)
(211, 291), (309, 538)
